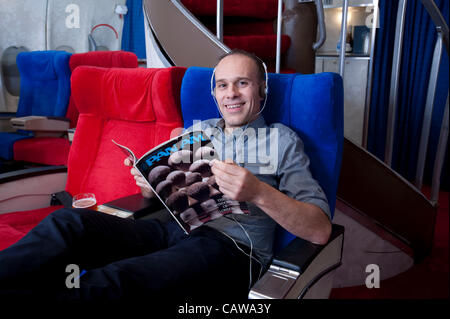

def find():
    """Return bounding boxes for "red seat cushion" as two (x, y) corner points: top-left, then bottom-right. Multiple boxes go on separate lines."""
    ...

(0, 206), (61, 251)
(67, 51), (139, 127)
(14, 137), (71, 165)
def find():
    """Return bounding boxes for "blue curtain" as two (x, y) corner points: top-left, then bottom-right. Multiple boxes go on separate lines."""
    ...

(122, 0), (146, 59)
(368, 0), (449, 190)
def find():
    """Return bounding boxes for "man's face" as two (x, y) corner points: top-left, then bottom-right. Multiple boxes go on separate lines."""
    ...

(213, 54), (264, 130)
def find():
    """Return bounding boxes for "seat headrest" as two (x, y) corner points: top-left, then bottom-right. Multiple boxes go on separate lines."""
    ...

(69, 51), (138, 71)
(71, 66), (186, 122)
(16, 50), (72, 81)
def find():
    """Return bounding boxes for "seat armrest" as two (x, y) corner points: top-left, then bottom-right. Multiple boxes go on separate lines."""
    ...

(97, 193), (166, 219)
(11, 116), (70, 136)
(0, 166), (67, 213)
(249, 224), (344, 299)
(0, 166), (67, 184)
(272, 224), (345, 273)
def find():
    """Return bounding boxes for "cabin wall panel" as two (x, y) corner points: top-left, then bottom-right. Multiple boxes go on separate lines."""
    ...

(0, 0), (127, 115)
(0, 172), (67, 213)
(46, 0), (127, 53)
(0, 0), (47, 113)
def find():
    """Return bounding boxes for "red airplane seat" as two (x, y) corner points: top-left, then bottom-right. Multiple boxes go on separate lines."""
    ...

(0, 206), (62, 251)
(1, 66), (186, 250)
(65, 51), (139, 128)
(13, 51), (139, 166)
(66, 66), (185, 203)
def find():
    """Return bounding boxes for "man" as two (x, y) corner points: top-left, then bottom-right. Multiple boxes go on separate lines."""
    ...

(0, 50), (331, 300)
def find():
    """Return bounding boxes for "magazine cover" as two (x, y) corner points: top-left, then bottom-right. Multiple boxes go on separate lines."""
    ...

(113, 131), (249, 233)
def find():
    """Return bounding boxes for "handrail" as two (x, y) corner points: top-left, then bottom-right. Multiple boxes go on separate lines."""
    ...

(362, 0), (379, 148)
(338, 0), (349, 76)
(431, 95), (449, 202)
(144, 0), (229, 68)
(276, 0), (283, 73)
(385, 0), (407, 166)
(420, 0), (449, 203)
(415, 31), (443, 190)
(216, 0), (223, 42)
(420, 0), (449, 54)
(313, 0), (326, 51)
(381, 0), (449, 202)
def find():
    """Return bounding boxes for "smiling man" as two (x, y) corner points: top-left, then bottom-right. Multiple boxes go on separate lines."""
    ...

(213, 50), (266, 130)
(208, 51), (331, 245)
(131, 50), (332, 269)
(0, 50), (331, 300)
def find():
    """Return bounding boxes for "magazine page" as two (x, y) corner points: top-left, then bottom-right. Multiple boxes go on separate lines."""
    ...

(112, 140), (136, 164)
(131, 131), (249, 233)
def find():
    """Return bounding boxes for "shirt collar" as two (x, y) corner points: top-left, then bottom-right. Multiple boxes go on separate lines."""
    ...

(213, 115), (267, 132)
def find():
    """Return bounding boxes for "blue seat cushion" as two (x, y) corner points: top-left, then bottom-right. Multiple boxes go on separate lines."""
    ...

(16, 51), (72, 117)
(0, 132), (32, 160)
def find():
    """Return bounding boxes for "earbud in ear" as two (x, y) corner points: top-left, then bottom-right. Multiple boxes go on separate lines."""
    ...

(259, 83), (268, 98)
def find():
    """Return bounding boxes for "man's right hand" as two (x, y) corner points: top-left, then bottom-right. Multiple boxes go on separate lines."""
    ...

(123, 157), (155, 199)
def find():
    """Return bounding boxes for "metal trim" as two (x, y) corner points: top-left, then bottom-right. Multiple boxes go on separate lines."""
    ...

(385, 0), (407, 166)
(216, 0), (223, 41)
(313, 0), (327, 51)
(276, 0), (283, 73)
(338, 0), (349, 76)
(298, 261), (342, 299)
(420, 0), (449, 54)
(431, 94), (449, 203)
(143, 0), (229, 68)
(170, 0), (230, 52)
(362, 0), (379, 148)
(142, 3), (172, 67)
(415, 32), (443, 190)
(0, 166), (67, 184)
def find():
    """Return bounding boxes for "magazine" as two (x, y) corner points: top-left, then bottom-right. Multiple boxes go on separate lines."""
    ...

(113, 131), (249, 234)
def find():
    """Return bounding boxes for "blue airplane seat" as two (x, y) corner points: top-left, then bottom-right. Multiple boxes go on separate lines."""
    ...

(0, 50), (72, 160)
(180, 67), (344, 254)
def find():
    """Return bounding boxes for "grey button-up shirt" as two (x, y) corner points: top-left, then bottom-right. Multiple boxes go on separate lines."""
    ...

(186, 116), (330, 268)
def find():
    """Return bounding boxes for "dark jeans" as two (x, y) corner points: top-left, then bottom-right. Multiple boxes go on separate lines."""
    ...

(0, 208), (261, 300)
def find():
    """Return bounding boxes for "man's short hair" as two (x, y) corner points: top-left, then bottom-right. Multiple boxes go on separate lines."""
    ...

(217, 49), (266, 83)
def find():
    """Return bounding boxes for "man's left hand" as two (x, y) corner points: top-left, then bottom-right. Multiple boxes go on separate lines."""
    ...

(210, 159), (261, 203)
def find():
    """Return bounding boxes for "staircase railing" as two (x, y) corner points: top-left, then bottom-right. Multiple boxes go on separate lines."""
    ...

(213, 0), (326, 73)
(216, 0), (223, 42)
(380, 0), (449, 203)
(143, 0), (446, 261)
(143, 0), (229, 68)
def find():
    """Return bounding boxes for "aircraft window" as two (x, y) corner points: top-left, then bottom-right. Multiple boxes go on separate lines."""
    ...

(55, 45), (75, 54)
(1, 46), (29, 97)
